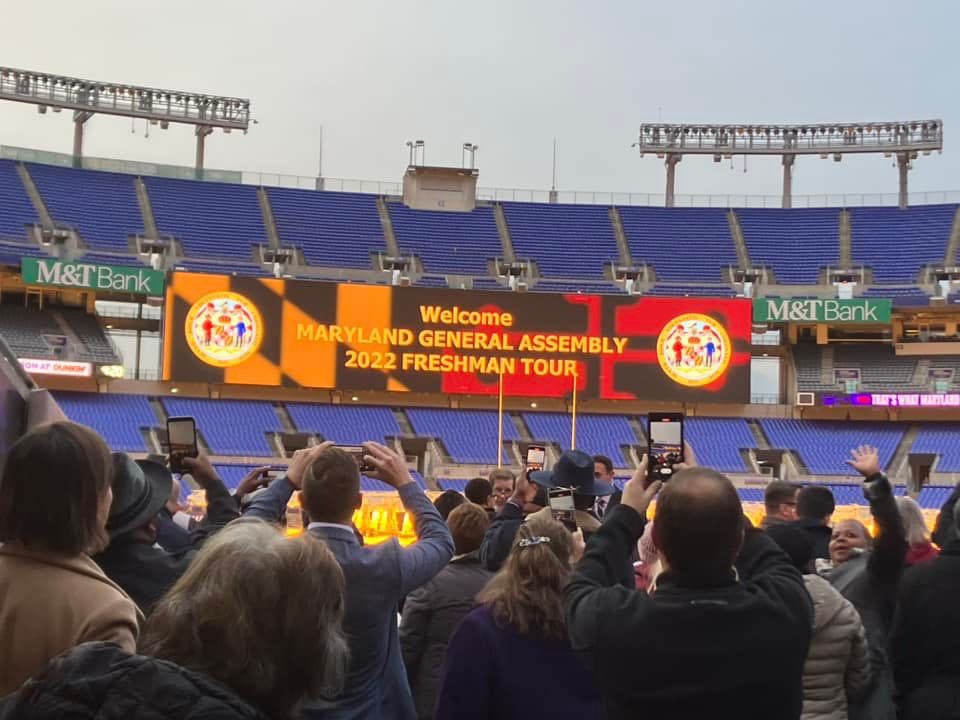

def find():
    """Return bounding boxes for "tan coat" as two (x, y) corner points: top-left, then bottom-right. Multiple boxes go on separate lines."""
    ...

(0, 544), (142, 695)
(801, 573), (871, 720)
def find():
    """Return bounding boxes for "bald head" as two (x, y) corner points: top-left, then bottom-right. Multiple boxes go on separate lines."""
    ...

(652, 467), (745, 586)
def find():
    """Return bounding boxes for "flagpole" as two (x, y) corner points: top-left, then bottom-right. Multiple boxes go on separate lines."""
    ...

(570, 370), (578, 450)
(497, 372), (504, 468)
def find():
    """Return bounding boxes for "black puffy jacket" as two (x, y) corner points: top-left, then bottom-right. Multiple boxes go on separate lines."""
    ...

(0, 642), (270, 720)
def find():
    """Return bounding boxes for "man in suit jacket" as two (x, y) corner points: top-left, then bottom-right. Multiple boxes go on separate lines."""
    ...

(245, 441), (454, 720)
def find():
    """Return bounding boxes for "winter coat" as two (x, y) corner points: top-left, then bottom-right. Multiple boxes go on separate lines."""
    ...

(479, 501), (634, 586)
(824, 474), (906, 720)
(801, 574), (870, 720)
(434, 605), (602, 720)
(761, 514), (789, 530)
(891, 536), (960, 720)
(399, 552), (493, 719)
(479, 501), (600, 571)
(0, 545), (140, 696)
(94, 472), (239, 614)
(565, 505), (814, 720)
(0, 642), (269, 720)
(791, 517), (833, 560)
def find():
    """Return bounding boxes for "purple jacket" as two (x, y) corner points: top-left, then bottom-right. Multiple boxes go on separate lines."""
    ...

(434, 605), (601, 720)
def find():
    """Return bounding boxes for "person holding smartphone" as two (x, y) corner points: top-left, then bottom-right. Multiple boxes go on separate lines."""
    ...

(564, 457), (813, 720)
(93, 451), (239, 614)
(241, 441), (454, 720)
(478, 450), (622, 582)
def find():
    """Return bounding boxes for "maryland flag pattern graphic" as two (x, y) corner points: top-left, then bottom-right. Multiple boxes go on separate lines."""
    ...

(162, 273), (752, 402)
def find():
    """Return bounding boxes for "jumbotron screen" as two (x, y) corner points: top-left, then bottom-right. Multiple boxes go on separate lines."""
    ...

(161, 273), (751, 402)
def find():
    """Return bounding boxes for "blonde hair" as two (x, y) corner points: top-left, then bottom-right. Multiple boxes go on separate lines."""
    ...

(140, 521), (349, 717)
(896, 496), (930, 546)
(479, 516), (572, 640)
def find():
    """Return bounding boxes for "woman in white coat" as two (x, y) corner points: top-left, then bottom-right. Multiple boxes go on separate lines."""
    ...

(767, 524), (871, 720)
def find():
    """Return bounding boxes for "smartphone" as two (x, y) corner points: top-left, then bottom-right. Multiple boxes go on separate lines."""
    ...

(337, 445), (375, 473)
(548, 488), (578, 533)
(167, 416), (198, 474)
(647, 412), (684, 483)
(526, 445), (546, 473)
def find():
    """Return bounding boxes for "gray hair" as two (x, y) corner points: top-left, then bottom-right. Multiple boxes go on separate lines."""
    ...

(141, 520), (349, 717)
(896, 496), (930, 546)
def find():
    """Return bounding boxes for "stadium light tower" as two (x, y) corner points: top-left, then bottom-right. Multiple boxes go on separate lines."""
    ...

(0, 66), (251, 173)
(634, 120), (943, 209)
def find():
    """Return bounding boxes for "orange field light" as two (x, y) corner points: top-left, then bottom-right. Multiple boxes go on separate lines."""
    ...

(185, 492), (939, 547)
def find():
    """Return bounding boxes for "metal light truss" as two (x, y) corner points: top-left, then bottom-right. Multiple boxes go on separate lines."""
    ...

(635, 120), (943, 156)
(0, 66), (250, 129)
(0, 66), (251, 172)
(634, 120), (944, 209)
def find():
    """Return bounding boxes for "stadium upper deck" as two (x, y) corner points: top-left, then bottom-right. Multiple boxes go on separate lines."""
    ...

(0, 152), (958, 304)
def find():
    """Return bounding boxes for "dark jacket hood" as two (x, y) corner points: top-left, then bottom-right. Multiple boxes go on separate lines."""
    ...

(0, 642), (269, 720)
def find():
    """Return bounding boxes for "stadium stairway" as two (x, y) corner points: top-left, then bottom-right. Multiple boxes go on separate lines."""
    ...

(608, 207), (632, 266)
(726, 209), (751, 269)
(376, 197), (401, 257)
(493, 204), (516, 263)
(275, 403), (297, 434)
(889, 425), (920, 481)
(746, 419), (771, 450)
(392, 408), (416, 436)
(258, 188), (282, 248)
(838, 209), (853, 268)
(134, 177), (159, 238)
(16, 163), (52, 228)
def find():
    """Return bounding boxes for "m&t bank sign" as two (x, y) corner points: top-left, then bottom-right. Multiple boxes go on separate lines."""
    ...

(21, 258), (165, 296)
(753, 298), (892, 324)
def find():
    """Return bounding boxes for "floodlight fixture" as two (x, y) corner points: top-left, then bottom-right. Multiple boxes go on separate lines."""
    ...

(0, 65), (251, 172)
(634, 119), (942, 208)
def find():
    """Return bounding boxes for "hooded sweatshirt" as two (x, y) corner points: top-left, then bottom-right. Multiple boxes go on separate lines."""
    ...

(801, 574), (871, 720)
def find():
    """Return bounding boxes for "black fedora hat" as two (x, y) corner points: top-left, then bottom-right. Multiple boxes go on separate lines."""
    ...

(106, 453), (173, 539)
(530, 449), (613, 497)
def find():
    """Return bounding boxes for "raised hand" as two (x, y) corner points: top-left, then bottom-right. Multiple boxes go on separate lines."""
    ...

(362, 441), (415, 489)
(847, 445), (881, 478)
(675, 440), (698, 472)
(180, 453), (222, 489)
(622, 454), (661, 518)
(570, 528), (586, 564)
(235, 465), (273, 497)
(511, 469), (540, 506)
(287, 441), (335, 490)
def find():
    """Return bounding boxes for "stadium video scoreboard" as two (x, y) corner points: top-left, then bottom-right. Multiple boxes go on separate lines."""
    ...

(161, 273), (752, 402)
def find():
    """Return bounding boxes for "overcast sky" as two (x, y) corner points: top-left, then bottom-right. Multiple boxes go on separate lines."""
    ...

(2, 0), (956, 199)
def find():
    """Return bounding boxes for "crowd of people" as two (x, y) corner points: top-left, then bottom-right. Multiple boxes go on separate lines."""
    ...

(1, 419), (960, 719)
